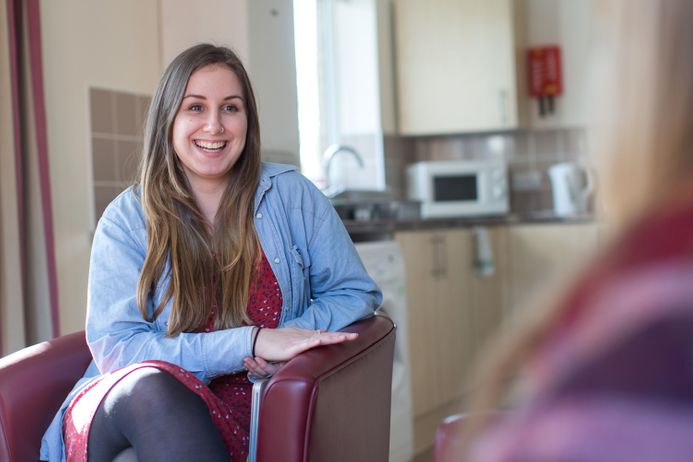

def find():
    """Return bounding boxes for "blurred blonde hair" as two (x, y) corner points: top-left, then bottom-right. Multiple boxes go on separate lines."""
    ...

(593, 0), (693, 228)
(462, 0), (693, 452)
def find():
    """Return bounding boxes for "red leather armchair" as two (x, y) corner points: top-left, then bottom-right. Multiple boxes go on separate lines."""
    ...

(0, 315), (395, 462)
(0, 331), (91, 462)
(434, 412), (505, 462)
(434, 414), (466, 462)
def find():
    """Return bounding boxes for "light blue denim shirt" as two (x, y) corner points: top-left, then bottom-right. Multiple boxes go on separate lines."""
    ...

(40, 162), (382, 461)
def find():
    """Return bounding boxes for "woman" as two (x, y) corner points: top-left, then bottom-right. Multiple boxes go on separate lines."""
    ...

(461, 1), (693, 460)
(40, 44), (381, 461)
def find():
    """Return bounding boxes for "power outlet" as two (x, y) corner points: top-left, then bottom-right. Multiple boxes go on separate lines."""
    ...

(511, 171), (543, 191)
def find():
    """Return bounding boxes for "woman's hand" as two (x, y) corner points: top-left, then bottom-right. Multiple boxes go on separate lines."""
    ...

(243, 356), (285, 380)
(253, 327), (358, 363)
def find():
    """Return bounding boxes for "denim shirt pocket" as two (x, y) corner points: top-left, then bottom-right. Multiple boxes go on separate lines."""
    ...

(289, 244), (311, 309)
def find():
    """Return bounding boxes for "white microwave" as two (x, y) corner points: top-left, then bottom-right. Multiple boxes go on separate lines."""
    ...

(406, 159), (509, 218)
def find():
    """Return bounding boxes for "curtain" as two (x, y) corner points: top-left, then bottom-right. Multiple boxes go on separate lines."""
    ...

(1, 0), (59, 356)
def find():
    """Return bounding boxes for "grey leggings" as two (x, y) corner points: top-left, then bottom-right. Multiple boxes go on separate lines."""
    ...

(86, 368), (229, 462)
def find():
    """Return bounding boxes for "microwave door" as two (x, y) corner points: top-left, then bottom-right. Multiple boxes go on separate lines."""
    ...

(433, 174), (479, 202)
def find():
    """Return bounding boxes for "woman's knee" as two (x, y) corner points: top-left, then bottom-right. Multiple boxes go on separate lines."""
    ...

(102, 367), (201, 419)
(112, 447), (137, 462)
(90, 367), (227, 461)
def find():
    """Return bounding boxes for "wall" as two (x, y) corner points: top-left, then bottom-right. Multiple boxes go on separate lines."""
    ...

(376, 0), (397, 135)
(247, 1), (300, 164)
(524, 0), (596, 128)
(160, 0), (249, 66)
(40, 0), (161, 334)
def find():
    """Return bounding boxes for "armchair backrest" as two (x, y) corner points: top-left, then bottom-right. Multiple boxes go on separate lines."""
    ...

(0, 331), (91, 462)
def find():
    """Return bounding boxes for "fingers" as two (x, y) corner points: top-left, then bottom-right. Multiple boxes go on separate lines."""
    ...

(313, 331), (359, 345)
(243, 356), (285, 379)
(254, 356), (277, 373)
(254, 327), (359, 362)
(287, 331), (359, 357)
(254, 356), (270, 368)
(244, 357), (269, 378)
(243, 357), (262, 377)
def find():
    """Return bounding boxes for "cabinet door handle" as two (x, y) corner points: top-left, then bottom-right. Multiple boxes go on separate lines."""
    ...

(431, 235), (448, 279)
(430, 236), (439, 278)
(439, 235), (448, 278)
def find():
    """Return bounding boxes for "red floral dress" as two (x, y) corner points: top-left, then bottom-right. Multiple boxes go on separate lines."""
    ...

(63, 252), (282, 461)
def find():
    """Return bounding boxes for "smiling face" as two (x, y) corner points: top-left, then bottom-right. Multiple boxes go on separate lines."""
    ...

(172, 64), (248, 193)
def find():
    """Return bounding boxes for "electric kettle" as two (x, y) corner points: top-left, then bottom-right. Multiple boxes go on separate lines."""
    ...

(548, 162), (594, 216)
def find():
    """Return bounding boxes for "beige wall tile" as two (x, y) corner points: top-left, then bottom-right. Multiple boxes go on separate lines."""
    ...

(383, 135), (415, 198)
(90, 88), (114, 134)
(115, 92), (139, 136)
(91, 137), (117, 182)
(532, 130), (561, 160)
(116, 140), (142, 182)
(135, 95), (151, 135)
(94, 185), (125, 221)
(90, 89), (149, 225)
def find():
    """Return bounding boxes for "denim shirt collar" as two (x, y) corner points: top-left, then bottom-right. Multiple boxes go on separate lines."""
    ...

(254, 162), (298, 211)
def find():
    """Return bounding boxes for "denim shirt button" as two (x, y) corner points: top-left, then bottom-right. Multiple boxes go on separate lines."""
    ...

(256, 212), (263, 219)
(273, 257), (280, 264)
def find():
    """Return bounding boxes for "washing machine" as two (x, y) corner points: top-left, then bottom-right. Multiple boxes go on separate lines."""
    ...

(356, 240), (414, 462)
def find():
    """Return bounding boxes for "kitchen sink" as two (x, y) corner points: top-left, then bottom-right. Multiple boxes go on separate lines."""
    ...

(324, 189), (420, 222)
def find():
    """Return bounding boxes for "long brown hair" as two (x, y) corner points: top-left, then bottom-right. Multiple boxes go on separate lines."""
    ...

(463, 0), (693, 452)
(136, 44), (262, 336)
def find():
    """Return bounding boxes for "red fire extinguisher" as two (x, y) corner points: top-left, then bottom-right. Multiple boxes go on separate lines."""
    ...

(528, 46), (563, 117)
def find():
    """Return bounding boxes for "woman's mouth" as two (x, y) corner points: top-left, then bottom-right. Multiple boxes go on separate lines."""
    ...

(194, 140), (228, 152)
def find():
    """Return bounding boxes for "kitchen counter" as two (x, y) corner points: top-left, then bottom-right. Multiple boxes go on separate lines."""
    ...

(343, 212), (596, 242)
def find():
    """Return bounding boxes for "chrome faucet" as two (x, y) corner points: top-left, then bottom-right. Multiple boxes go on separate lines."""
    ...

(322, 144), (364, 192)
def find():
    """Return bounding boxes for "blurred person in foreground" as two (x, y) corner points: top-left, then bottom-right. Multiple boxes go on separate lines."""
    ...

(459, 1), (693, 461)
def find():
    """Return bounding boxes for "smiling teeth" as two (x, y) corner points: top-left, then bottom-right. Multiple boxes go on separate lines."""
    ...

(195, 140), (226, 150)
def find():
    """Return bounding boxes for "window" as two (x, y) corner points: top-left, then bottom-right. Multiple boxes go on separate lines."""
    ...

(293, 0), (385, 192)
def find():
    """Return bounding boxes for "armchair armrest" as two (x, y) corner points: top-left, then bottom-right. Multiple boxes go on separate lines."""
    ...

(0, 331), (91, 462)
(434, 413), (466, 462)
(434, 412), (506, 462)
(252, 314), (396, 462)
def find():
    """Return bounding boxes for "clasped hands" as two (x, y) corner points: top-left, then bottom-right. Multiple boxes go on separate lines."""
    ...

(243, 327), (358, 379)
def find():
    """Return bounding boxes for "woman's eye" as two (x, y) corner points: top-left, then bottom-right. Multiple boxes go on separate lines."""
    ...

(188, 104), (203, 112)
(224, 104), (240, 113)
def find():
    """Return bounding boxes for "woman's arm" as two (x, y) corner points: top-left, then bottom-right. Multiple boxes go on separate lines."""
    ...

(86, 206), (254, 383)
(281, 187), (383, 331)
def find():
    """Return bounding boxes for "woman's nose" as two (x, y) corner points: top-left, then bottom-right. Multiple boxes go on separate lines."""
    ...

(204, 111), (224, 134)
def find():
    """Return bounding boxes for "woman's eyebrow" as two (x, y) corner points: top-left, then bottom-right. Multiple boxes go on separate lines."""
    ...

(182, 94), (244, 101)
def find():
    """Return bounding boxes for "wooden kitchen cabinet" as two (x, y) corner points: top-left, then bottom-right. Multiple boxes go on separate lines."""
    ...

(395, 226), (509, 454)
(395, 230), (472, 417)
(395, 221), (599, 457)
(393, 0), (521, 135)
(506, 222), (600, 312)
